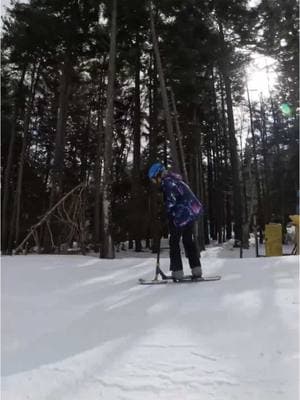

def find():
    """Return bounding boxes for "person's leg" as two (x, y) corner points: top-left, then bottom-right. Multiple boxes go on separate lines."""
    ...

(169, 220), (183, 278)
(182, 224), (202, 277)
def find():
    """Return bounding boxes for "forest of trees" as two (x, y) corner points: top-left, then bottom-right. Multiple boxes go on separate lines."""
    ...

(1, 0), (299, 257)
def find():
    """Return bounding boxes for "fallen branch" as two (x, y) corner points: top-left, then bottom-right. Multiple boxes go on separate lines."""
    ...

(15, 183), (84, 254)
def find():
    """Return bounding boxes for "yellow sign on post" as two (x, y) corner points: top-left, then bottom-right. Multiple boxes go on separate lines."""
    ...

(289, 215), (299, 255)
(265, 224), (282, 256)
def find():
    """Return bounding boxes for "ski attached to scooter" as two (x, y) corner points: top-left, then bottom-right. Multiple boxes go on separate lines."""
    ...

(139, 275), (221, 285)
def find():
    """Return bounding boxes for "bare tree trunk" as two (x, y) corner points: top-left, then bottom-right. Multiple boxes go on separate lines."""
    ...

(196, 150), (205, 251)
(49, 54), (72, 207)
(259, 94), (271, 224)
(2, 66), (27, 254)
(207, 135), (216, 240)
(10, 62), (41, 250)
(267, 67), (285, 224)
(191, 106), (205, 251)
(132, 32), (142, 252)
(80, 105), (91, 182)
(100, 0), (117, 259)
(43, 55), (72, 253)
(211, 67), (225, 243)
(94, 61), (106, 247)
(169, 87), (188, 182)
(219, 75), (232, 240)
(218, 23), (243, 245)
(246, 80), (263, 242)
(149, 51), (159, 165)
(148, 53), (160, 252)
(223, 72), (243, 244)
(148, 1), (180, 171)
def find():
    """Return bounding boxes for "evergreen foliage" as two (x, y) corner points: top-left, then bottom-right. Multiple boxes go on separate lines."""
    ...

(1, 0), (298, 255)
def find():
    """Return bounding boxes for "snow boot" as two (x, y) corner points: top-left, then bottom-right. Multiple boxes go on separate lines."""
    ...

(172, 270), (184, 280)
(191, 266), (202, 278)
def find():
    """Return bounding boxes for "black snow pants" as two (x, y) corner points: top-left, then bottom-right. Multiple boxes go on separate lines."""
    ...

(169, 220), (201, 272)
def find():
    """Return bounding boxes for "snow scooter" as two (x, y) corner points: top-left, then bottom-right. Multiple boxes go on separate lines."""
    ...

(138, 237), (221, 285)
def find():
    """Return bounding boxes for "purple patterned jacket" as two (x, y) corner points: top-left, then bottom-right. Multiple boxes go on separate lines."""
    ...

(161, 172), (203, 228)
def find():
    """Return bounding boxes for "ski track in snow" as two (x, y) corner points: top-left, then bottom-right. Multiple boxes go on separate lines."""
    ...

(1, 246), (299, 400)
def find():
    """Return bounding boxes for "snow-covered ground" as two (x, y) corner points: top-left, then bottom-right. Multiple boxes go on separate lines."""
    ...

(1, 243), (299, 400)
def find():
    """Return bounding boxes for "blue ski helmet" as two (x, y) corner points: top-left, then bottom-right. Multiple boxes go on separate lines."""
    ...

(148, 162), (165, 179)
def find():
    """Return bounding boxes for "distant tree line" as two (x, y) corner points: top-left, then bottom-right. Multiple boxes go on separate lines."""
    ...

(1, 0), (298, 256)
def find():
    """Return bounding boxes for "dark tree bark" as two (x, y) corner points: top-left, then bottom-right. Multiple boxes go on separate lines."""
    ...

(100, 0), (117, 259)
(211, 67), (225, 243)
(132, 32), (143, 252)
(259, 95), (271, 224)
(169, 87), (188, 182)
(148, 52), (161, 253)
(148, 0), (180, 171)
(218, 23), (243, 244)
(94, 59), (106, 247)
(223, 72), (243, 244)
(219, 76), (232, 240)
(192, 106), (206, 251)
(80, 105), (91, 183)
(49, 54), (73, 206)
(2, 66), (27, 254)
(246, 81), (263, 242)
(9, 62), (41, 250)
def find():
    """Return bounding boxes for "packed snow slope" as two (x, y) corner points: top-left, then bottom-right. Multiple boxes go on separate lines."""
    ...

(1, 245), (299, 400)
